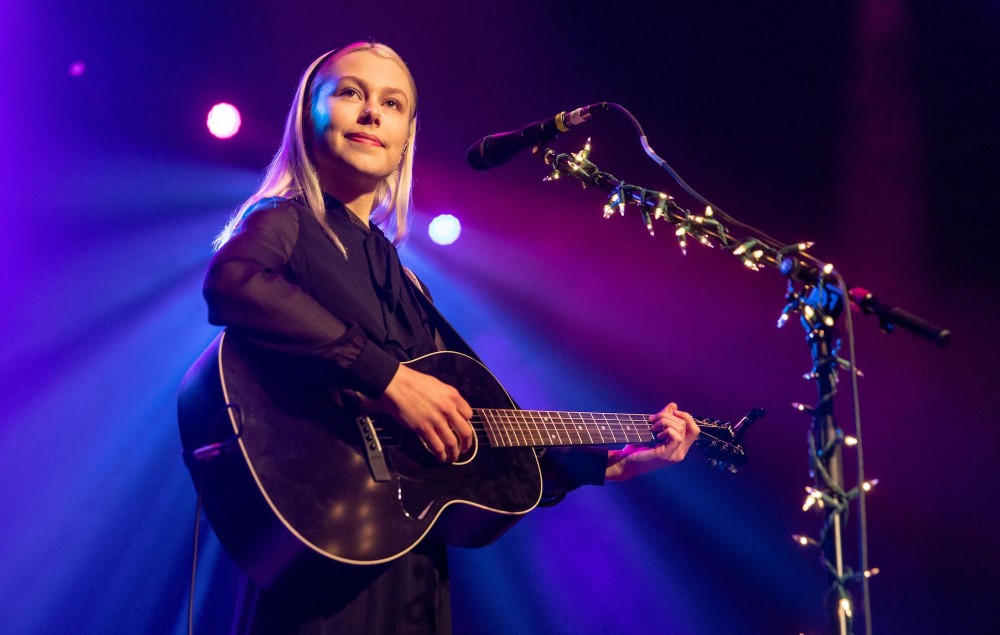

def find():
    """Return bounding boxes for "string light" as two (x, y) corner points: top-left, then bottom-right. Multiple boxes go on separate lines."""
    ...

(778, 241), (816, 257)
(802, 487), (825, 511)
(640, 207), (654, 236)
(839, 597), (853, 619)
(537, 143), (874, 632)
(604, 186), (626, 216)
(572, 137), (592, 162)
(733, 239), (763, 270)
(653, 194), (668, 220)
(603, 192), (620, 218)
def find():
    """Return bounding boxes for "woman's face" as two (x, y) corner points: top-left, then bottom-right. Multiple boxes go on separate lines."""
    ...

(309, 50), (414, 192)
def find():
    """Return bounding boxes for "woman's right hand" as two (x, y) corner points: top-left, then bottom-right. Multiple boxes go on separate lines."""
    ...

(376, 364), (474, 463)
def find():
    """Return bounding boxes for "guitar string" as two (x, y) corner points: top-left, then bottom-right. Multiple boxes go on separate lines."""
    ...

(373, 423), (737, 450)
(372, 416), (733, 440)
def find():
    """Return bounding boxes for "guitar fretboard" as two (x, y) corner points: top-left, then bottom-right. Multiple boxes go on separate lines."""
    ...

(474, 409), (657, 447)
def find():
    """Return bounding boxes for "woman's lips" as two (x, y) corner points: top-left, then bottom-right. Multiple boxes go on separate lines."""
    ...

(345, 133), (384, 147)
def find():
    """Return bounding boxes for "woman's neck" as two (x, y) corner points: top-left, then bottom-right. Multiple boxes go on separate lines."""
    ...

(334, 192), (375, 227)
(320, 174), (377, 227)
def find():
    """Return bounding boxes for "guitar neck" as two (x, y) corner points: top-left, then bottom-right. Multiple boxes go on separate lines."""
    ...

(473, 408), (661, 448)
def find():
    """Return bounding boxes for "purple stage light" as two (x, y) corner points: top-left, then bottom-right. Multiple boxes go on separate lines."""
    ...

(428, 214), (461, 245)
(69, 61), (85, 77)
(207, 103), (241, 139)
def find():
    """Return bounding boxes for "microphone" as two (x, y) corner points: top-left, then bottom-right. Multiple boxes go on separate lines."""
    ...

(467, 102), (608, 170)
(849, 287), (951, 346)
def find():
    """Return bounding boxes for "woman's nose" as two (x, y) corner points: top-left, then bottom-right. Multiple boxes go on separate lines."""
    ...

(359, 102), (381, 125)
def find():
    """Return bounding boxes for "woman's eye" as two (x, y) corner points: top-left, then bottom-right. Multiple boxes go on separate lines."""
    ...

(385, 99), (401, 110)
(338, 87), (361, 98)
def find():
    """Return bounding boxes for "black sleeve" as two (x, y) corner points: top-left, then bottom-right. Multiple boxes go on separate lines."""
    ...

(537, 447), (607, 506)
(203, 200), (400, 397)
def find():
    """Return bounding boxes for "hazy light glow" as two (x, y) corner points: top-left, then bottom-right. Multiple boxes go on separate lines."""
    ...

(428, 214), (461, 245)
(207, 103), (241, 139)
(69, 61), (85, 77)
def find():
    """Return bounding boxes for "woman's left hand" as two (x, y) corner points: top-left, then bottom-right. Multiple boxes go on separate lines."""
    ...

(604, 403), (700, 481)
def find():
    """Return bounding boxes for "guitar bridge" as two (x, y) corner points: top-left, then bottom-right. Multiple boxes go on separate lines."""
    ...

(356, 414), (392, 482)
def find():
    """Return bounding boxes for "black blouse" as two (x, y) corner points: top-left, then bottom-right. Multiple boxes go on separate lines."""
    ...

(204, 195), (435, 398)
(203, 195), (607, 634)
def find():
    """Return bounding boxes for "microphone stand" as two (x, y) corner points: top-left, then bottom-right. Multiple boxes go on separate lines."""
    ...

(530, 140), (950, 634)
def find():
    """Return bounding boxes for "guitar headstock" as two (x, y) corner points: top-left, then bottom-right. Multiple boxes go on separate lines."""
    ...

(693, 407), (765, 474)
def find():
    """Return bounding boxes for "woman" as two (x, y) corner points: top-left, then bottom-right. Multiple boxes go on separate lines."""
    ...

(204, 42), (700, 634)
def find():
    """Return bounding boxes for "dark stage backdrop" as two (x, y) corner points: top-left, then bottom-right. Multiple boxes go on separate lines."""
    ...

(2, 1), (997, 633)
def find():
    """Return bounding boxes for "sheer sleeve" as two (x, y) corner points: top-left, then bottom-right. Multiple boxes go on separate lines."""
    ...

(536, 448), (607, 506)
(203, 200), (400, 397)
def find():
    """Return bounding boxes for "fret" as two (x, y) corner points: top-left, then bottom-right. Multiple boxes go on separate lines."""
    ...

(592, 412), (612, 443)
(581, 413), (596, 444)
(529, 410), (547, 446)
(480, 409), (499, 447)
(604, 413), (623, 442)
(496, 409), (514, 447)
(559, 413), (580, 442)
(513, 410), (530, 446)
(499, 410), (516, 447)
(589, 412), (608, 444)
(570, 411), (586, 445)
(564, 412), (585, 443)
(497, 409), (514, 446)
(547, 411), (565, 446)
(614, 414), (636, 443)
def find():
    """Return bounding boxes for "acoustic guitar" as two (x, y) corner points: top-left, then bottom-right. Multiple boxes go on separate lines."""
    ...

(178, 331), (760, 590)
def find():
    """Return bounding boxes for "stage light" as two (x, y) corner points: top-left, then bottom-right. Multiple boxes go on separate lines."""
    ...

(207, 103), (241, 139)
(839, 597), (853, 619)
(69, 61), (85, 77)
(428, 214), (461, 245)
(861, 478), (879, 492)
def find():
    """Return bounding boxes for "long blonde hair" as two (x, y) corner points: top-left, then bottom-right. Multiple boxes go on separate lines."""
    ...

(214, 42), (418, 255)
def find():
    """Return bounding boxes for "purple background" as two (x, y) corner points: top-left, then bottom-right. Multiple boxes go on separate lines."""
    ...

(1, 1), (997, 633)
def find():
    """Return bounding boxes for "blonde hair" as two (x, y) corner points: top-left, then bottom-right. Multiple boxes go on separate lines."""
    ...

(214, 42), (418, 255)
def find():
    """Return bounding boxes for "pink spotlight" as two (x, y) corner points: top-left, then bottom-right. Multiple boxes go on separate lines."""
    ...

(207, 103), (241, 139)
(68, 61), (85, 77)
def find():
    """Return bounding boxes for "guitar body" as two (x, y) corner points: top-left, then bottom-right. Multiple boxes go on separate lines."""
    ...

(177, 332), (542, 590)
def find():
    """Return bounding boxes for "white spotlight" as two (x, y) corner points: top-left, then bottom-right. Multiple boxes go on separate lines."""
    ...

(428, 214), (461, 245)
